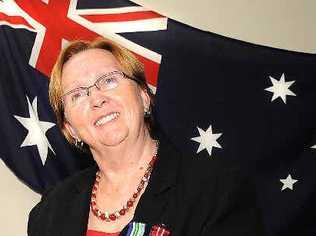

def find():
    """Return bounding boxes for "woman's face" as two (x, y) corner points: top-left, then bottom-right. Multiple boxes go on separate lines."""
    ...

(61, 48), (150, 149)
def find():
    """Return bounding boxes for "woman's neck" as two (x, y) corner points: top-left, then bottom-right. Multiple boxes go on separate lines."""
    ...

(90, 129), (156, 185)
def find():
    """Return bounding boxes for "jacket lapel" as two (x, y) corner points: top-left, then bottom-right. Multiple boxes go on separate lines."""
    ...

(131, 134), (180, 232)
(60, 165), (98, 236)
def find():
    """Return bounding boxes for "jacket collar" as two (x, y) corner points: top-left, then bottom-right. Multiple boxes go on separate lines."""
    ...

(74, 164), (98, 194)
(145, 133), (179, 195)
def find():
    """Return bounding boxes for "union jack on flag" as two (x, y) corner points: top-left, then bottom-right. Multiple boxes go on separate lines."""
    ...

(1, 1), (316, 235)
(0, 0), (167, 86)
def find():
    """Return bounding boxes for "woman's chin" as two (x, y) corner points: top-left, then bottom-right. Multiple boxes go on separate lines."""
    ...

(97, 131), (128, 147)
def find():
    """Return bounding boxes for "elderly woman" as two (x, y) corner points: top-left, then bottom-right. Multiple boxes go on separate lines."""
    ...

(28, 38), (264, 236)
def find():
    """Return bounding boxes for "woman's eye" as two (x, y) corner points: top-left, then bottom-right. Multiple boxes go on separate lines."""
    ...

(100, 76), (118, 89)
(71, 90), (85, 102)
(105, 77), (116, 84)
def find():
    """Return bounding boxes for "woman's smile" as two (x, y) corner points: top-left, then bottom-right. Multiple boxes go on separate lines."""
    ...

(94, 112), (120, 127)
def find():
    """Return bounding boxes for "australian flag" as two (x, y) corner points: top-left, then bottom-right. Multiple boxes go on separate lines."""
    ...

(0, 1), (315, 235)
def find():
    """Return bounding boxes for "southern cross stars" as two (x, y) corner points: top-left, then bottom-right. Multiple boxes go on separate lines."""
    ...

(191, 125), (222, 157)
(280, 174), (298, 191)
(265, 73), (296, 104)
(14, 96), (55, 165)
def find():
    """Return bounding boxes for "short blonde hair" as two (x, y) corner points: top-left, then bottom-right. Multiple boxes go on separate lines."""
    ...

(49, 38), (155, 145)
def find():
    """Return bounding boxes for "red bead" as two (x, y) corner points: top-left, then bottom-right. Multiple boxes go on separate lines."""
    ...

(93, 186), (97, 191)
(133, 193), (138, 199)
(100, 213), (106, 220)
(91, 201), (96, 206)
(127, 200), (133, 207)
(119, 209), (126, 215)
(140, 180), (145, 185)
(144, 173), (149, 178)
(92, 208), (98, 215)
(91, 193), (96, 198)
(109, 214), (117, 221)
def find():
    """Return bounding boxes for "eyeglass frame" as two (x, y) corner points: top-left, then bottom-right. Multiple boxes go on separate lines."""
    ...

(61, 70), (137, 106)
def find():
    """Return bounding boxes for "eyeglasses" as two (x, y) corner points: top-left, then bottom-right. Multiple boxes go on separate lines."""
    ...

(61, 71), (134, 107)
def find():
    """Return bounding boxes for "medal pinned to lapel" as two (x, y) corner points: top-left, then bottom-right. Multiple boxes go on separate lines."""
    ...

(149, 224), (171, 236)
(123, 222), (171, 236)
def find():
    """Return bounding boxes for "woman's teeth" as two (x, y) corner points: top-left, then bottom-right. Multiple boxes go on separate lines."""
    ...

(95, 112), (119, 126)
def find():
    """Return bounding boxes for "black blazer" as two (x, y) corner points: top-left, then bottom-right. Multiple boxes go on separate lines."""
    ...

(28, 135), (265, 235)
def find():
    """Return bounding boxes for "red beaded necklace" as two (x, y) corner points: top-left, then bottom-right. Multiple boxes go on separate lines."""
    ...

(90, 142), (158, 222)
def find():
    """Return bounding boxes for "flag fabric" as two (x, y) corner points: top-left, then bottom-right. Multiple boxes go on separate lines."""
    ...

(154, 21), (316, 236)
(1, 1), (316, 236)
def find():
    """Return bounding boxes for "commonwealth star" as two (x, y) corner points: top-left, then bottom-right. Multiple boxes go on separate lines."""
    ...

(265, 73), (296, 104)
(191, 125), (222, 157)
(14, 96), (55, 165)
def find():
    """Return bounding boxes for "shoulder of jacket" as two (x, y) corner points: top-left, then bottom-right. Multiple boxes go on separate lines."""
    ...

(40, 164), (97, 204)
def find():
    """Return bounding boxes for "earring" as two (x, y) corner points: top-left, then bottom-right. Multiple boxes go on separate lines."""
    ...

(75, 138), (84, 149)
(144, 107), (151, 117)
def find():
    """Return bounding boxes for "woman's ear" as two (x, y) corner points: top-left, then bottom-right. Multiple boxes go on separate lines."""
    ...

(64, 121), (79, 140)
(140, 88), (151, 111)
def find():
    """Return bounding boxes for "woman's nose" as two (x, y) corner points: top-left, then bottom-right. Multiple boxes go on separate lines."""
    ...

(89, 88), (108, 108)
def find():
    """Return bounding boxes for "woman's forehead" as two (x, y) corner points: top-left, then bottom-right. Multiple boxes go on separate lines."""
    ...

(63, 48), (120, 72)
(61, 49), (122, 88)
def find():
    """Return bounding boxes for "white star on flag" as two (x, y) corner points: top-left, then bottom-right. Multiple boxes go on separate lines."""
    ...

(191, 125), (222, 157)
(280, 174), (298, 191)
(265, 73), (296, 104)
(14, 96), (56, 165)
